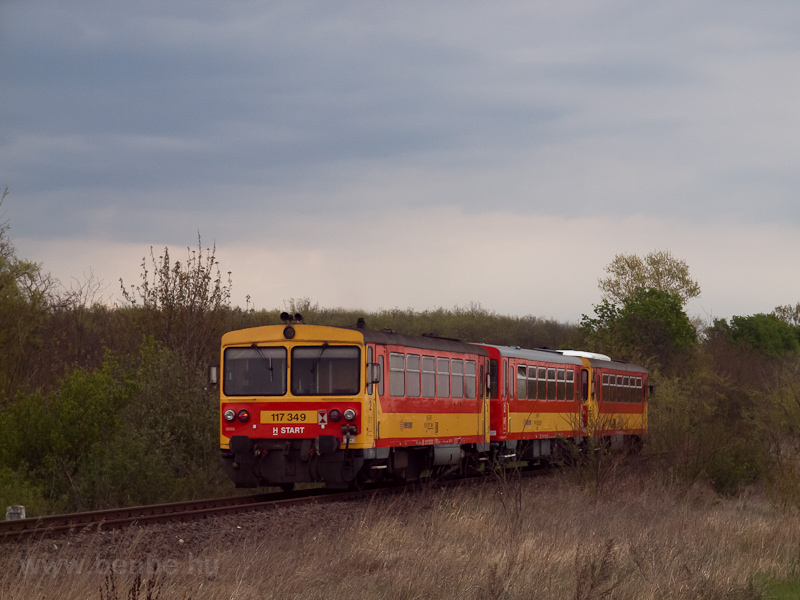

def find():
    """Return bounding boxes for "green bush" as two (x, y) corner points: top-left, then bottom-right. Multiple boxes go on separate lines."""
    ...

(581, 288), (696, 374)
(707, 439), (768, 496)
(711, 314), (799, 358)
(0, 338), (229, 513)
(0, 466), (48, 518)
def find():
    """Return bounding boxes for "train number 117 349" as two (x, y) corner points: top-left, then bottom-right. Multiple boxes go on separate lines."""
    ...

(260, 411), (315, 425)
(269, 412), (306, 423)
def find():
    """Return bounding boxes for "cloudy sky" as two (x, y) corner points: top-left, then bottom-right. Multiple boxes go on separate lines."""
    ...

(2, 1), (800, 324)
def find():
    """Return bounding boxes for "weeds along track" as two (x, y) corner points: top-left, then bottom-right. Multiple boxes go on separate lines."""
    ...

(0, 487), (362, 544)
(0, 467), (555, 545)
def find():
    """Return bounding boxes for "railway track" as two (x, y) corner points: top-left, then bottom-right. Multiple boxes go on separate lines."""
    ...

(0, 463), (563, 545)
(0, 486), (384, 544)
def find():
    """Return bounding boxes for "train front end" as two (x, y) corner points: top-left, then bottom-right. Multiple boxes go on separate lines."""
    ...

(219, 322), (375, 489)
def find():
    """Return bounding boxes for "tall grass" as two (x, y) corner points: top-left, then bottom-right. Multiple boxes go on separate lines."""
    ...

(2, 469), (799, 600)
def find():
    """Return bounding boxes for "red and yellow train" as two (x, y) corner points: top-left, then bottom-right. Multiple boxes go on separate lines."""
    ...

(218, 317), (647, 489)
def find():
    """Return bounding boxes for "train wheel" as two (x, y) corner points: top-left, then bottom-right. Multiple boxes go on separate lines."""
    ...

(349, 470), (367, 491)
(280, 483), (295, 493)
(460, 453), (481, 477)
(625, 435), (644, 455)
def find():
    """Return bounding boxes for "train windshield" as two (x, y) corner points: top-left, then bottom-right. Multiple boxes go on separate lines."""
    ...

(291, 346), (360, 396)
(223, 347), (287, 396)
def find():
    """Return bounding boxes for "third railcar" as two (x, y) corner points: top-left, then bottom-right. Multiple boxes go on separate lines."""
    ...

(479, 344), (648, 461)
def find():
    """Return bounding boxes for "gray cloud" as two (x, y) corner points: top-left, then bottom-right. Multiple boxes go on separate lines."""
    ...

(3, 0), (800, 247)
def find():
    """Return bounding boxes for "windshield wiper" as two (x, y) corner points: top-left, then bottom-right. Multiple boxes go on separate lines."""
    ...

(310, 342), (329, 375)
(251, 344), (274, 382)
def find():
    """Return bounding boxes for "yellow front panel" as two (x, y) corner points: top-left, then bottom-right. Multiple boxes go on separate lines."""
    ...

(220, 323), (373, 450)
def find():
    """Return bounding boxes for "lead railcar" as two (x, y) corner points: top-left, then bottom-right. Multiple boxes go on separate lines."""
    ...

(219, 320), (491, 489)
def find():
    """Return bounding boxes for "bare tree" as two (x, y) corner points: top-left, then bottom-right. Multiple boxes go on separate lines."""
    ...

(119, 235), (232, 367)
(598, 250), (701, 306)
(774, 302), (800, 327)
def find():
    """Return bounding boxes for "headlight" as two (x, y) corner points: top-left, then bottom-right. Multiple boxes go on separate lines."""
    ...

(224, 409), (236, 422)
(329, 409), (341, 422)
(237, 409), (251, 423)
(343, 408), (357, 421)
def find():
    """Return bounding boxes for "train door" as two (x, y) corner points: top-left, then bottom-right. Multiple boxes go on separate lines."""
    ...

(581, 367), (590, 436)
(480, 361), (486, 442)
(372, 344), (387, 443)
(502, 359), (508, 437)
(365, 345), (378, 444)
(580, 360), (599, 437)
(481, 358), (492, 445)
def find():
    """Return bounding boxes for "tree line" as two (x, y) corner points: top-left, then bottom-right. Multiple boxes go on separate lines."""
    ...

(2, 187), (800, 513)
(582, 251), (800, 499)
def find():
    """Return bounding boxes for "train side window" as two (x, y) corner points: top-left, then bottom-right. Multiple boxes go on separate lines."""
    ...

(617, 375), (624, 402)
(566, 369), (575, 399)
(527, 366), (537, 400)
(537, 367), (546, 400)
(437, 358), (450, 398)
(623, 376), (630, 403)
(389, 353), (405, 397)
(547, 368), (556, 400)
(508, 363), (514, 399)
(602, 373), (610, 402)
(503, 359), (508, 399)
(406, 354), (421, 397)
(378, 355), (384, 396)
(422, 356), (436, 398)
(581, 369), (589, 402)
(556, 369), (565, 400)
(451, 359), (464, 398)
(636, 377), (643, 403)
(517, 365), (527, 400)
(465, 360), (477, 399)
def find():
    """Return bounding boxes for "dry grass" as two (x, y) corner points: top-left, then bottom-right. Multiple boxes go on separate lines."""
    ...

(2, 469), (799, 600)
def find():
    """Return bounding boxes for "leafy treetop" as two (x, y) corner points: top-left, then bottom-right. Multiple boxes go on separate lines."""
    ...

(711, 313), (799, 358)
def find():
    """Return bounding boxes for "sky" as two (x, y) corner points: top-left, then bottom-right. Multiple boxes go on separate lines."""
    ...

(2, 0), (800, 324)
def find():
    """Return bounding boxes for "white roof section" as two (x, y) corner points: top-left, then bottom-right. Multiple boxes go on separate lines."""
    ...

(475, 344), (584, 366)
(558, 350), (612, 361)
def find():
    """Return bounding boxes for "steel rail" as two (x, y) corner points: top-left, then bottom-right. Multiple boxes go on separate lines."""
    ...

(0, 487), (345, 544)
(0, 466), (556, 545)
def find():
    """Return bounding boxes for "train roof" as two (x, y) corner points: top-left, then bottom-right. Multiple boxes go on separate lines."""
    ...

(585, 358), (649, 374)
(476, 343), (647, 374)
(223, 323), (490, 357)
(222, 323), (646, 373)
(357, 328), (490, 357)
(558, 350), (611, 361)
(474, 344), (583, 366)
